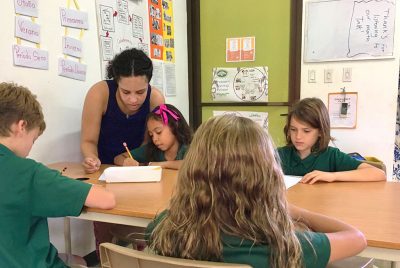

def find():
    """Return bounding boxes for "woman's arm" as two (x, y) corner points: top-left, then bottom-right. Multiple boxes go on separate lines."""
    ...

(149, 160), (183, 170)
(149, 86), (165, 110)
(301, 163), (386, 184)
(81, 81), (108, 173)
(289, 204), (367, 263)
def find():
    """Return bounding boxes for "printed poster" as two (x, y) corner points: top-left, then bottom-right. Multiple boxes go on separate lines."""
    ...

(162, 0), (175, 62)
(211, 67), (268, 102)
(95, 0), (150, 78)
(148, 0), (163, 60)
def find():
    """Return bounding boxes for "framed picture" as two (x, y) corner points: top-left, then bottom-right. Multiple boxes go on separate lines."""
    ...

(328, 92), (358, 128)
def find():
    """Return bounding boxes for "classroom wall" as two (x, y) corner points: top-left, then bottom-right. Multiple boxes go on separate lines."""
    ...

(0, 0), (188, 256)
(300, 0), (400, 180)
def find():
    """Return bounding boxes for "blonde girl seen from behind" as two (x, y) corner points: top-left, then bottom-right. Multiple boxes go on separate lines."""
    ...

(147, 115), (366, 268)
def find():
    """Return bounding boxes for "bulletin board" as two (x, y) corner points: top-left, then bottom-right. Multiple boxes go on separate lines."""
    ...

(304, 0), (396, 62)
(95, 0), (175, 79)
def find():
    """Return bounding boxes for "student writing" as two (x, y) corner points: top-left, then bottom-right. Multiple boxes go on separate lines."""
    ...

(114, 104), (192, 170)
(278, 97), (385, 184)
(0, 82), (116, 268)
(146, 115), (366, 268)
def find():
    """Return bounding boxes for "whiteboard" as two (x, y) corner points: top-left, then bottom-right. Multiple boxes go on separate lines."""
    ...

(304, 0), (396, 62)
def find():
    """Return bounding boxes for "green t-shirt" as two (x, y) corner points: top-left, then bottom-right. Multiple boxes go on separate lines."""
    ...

(278, 146), (361, 176)
(130, 144), (188, 163)
(146, 210), (331, 268)
(0, 144), (91, 268)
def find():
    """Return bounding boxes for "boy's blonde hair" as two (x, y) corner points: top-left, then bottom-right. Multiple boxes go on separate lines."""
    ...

(284, 97), (331, 152)
(150, 115), (303, 267)
(0, 82), (46, 137)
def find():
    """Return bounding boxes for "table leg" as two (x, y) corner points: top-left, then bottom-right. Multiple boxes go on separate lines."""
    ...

(64, 217), (72, 255)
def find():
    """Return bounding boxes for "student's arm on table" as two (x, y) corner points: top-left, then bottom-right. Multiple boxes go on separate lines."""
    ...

(81, 81), (108, 173)
(289, 204), (366, 263)
(149, 86), (165, 110)
(85, 185), (116, 209)
(301, 163), (386, 184)
(149, 160), (183, 170)
(114, 152), (139, 166)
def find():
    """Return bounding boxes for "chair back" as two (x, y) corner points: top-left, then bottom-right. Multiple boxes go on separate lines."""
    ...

(100, 243), (252, 268)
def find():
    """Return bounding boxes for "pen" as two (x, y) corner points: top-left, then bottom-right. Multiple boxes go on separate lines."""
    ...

(123, 142), (134, 159)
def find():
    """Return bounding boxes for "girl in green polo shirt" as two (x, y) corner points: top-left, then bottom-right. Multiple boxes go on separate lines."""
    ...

(146, 115), (366, 268)
(114, 104), (192, 169)
(278, 97), (385, 184)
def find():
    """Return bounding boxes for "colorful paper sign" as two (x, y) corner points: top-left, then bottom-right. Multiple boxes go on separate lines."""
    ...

(58, 58), (87, 81)
(60, 7), (89, 29)
(14, 0), (38, 17)
(15, 16), (40, 44)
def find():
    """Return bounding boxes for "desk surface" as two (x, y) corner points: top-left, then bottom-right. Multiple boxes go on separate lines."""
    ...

(48, 162), (177, 219)
(49, 162), (400, 251)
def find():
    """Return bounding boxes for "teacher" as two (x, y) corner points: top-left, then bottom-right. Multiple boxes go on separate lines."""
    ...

(81, 48), (164, 173)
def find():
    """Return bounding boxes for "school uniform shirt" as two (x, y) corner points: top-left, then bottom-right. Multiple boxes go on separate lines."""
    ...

(146, 210), (331, 268)
(278, 145), (361, 176)
(0, 144), (91, 268)
(130, 144), (188, 163)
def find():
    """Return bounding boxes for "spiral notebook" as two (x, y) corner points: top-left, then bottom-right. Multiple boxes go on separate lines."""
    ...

(98, 166), (162, 183)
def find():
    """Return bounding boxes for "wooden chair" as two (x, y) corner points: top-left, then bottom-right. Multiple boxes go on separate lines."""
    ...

(100, 242), (252, 268)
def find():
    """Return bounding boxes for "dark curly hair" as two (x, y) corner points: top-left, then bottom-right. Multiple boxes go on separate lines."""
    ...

(106, 48), (153, 82)
(145, 104), (192, 161)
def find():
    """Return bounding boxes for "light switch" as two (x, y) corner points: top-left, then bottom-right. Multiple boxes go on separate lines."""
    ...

(308, 69), (316, 83)
(324, 69), (333, 83)
(343, 68), (352, 82)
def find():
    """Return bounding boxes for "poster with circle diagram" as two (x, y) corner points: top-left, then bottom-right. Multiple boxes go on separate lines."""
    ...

(211, 67), (268, 102)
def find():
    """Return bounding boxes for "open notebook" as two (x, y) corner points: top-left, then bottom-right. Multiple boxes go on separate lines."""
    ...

(98, 166), (162, 183)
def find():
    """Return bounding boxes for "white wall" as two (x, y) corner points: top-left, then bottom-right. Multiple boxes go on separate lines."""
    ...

(0, 0), (188, 256)
(301, 0), (400, 180)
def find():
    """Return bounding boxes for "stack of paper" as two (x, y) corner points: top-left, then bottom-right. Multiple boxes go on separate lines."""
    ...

(98, 166), (162, 183)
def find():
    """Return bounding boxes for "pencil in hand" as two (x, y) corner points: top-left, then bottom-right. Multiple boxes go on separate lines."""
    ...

(123, 142), (134, 159)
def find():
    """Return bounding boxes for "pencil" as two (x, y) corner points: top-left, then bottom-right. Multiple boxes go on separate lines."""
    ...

(123, 142), (134, 159)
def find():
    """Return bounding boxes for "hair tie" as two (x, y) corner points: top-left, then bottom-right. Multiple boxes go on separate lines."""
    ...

(154, 104), (180, 125)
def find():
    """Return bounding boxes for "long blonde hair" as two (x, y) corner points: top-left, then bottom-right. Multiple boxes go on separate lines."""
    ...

(150, 115), (303, 267)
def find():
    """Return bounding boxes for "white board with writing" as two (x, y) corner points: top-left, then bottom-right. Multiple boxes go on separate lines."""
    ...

(304, 0), (396, 62)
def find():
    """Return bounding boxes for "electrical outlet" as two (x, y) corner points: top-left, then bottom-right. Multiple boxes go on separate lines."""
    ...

(324, 69), (333, 83)
(308, 69), (316, 83)
(342, 68), (352, 82)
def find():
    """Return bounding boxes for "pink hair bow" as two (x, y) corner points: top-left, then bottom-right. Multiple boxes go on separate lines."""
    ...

(154, 104), (180, 125)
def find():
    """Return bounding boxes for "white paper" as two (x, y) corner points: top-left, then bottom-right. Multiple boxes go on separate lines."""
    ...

(284, 175), (302, 189)
(60, 8), (89, 29)
(13, 44), (48, 70)
(99, 166), (162, 183)
(62, 36), (83, 58)
(211, 67), (268, 102)
(213, 110), (268, 131)
(58, 58), (87, 81)
(164, 63), (176, 96)
(14, 0), (38, 17)
(15, 16), (40, 44)
(152, 60), (164, 93)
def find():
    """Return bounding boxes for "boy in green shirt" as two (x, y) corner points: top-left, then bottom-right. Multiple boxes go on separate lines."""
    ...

(0, 82), (116, 268)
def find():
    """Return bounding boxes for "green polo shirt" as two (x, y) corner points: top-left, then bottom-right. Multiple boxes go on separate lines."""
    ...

(146, 210), (330, 268)
(277, 146), (361, 176)
(130, 144), (188, 163)
(0, 144), (91, 268)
